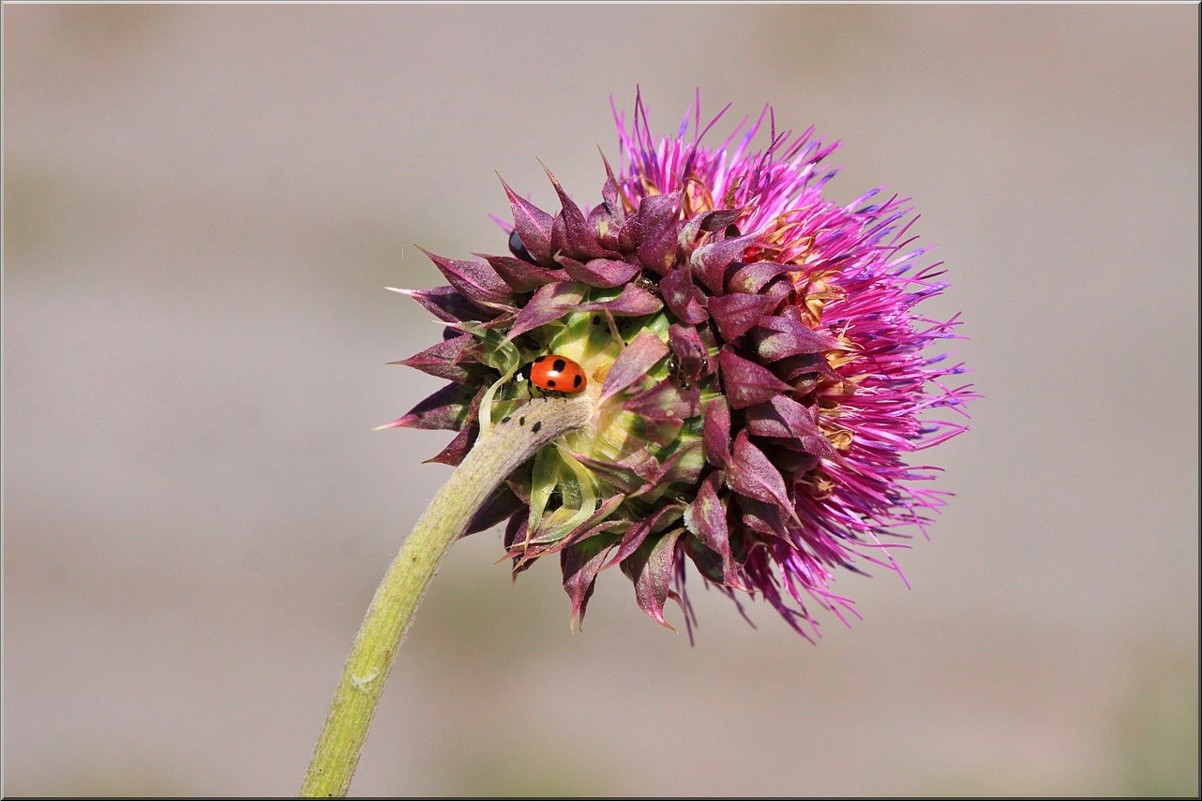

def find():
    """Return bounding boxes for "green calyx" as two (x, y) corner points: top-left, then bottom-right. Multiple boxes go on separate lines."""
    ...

(461, 288), (711, 562)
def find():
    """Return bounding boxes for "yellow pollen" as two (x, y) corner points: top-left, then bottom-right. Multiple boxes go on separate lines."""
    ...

(824, 426), (854, 452)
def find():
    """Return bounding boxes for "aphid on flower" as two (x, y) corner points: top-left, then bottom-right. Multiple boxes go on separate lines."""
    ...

(519, 354), (587, 395)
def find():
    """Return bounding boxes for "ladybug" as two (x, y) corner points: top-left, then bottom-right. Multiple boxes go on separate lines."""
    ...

(521, 354), (587, 394)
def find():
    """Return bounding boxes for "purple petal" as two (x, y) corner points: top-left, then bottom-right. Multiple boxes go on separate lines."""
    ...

(572, 447), (660, 495)
(505, 469), (532, 504)
(506, 281), (586, 340)
(384, 383), (473, 431)
(703, 396), (732, 469)
(683, 471), (739, 584)
(683, 533), (726, 584)
(678, 207), (743, 251)
(423, 384), (487, 466)
(418, 248), (513, 309)
(690, 231), (761, 294)
(500, 176), (554, 265)
(587, 203), (623, 252)
(530, 494), (627, 553)
(727, 261), (796, 294)
(504, 514), (537, 579)
(718, 346), (793, 409)
(742, 400), (796, 439)
(600, 330), (669, 403)
(618, 193), (679, 252)
(763, 443), (821, 476)
(642, 416), (685, 449)
(608, 503), (684, 568)
(598, 151), (622, 213)
(425, 422), (477, 466)
(623, 380), (700, 422)
(503, 510), (527, 551)
(556, 256), (640, 288)
(708, 292), (779, 341)
(744, 395), (839, 460)
(759, 279), (795, 308)
(699, 208), (744, 232)
(659, 267), (708, 325)
(393, 335), (478, 382)
(740, 497), (790, 540)
(545, 166), (614, 260)
(393, 286), (490, 323)
(668, 324), (712, 385)
(676, 215), (708, 252)
(621, 528), (685, 629)
(727, 430), (799, 521)
(654, 439), (704, 488)
(589, 156), (625, 251)
(636, 217), (682, 276)
(618, 192), (680, 276)
(578, 282), (664, 317)
(480, 253), (568, 293)
(464, 485), (523, 536)
(752, 316), (840, 361)
(773, 352), (829, 385)
(561, 536), (620, 628)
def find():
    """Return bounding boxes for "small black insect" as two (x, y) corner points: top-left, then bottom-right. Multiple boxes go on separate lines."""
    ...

(508, 229), (533, 262)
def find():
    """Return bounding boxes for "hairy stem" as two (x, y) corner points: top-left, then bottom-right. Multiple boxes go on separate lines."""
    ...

(301, 396), (592, 798)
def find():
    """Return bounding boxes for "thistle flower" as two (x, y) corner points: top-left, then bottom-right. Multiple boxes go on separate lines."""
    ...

(387, 94), (973, 641)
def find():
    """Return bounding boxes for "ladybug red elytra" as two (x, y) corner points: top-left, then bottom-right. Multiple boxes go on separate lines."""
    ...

(521, 354), (587, 394)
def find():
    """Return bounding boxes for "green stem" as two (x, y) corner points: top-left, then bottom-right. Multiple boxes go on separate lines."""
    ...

(301, 396), (592, 798)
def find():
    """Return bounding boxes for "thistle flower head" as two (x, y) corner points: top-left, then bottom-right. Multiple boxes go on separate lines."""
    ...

(387, 94), (974, 640)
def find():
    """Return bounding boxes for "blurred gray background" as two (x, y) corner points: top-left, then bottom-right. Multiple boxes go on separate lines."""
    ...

(4, 4), (1198, 797)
